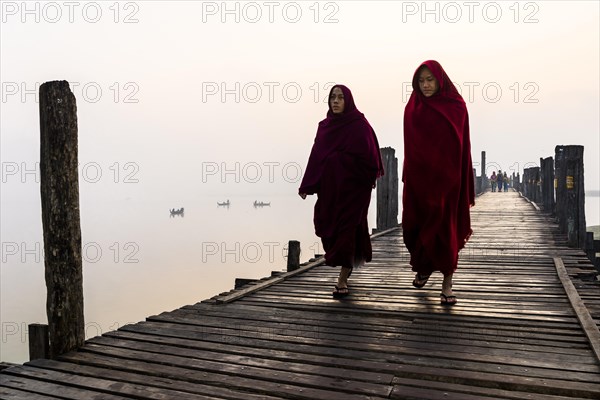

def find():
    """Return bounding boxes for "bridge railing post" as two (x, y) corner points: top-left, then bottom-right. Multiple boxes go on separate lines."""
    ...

(555, 145), (586, 249)
(287, 240), (301, 272)
(28, 324), (49, 360)
(480, 151), (486, 193)
(555, 146), (567, 233)
(540, 156), (555, 214)
(533, 166), (541, 204)
(376, 147), (398, 231)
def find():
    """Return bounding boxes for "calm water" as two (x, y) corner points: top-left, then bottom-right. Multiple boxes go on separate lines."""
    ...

(1, 191), (598, 363)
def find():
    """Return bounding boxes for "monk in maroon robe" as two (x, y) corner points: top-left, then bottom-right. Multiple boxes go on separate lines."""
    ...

(299, 85), (384, 298)
(403, 60), (475, 305)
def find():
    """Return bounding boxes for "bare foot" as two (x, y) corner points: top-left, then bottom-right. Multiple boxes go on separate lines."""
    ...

(337, 266), (352, 289)
(440, 274), (457, 305)
(441, 274), (453, 296)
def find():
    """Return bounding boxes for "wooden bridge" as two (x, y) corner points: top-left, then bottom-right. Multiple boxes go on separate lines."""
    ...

(2, 190), (600, 399)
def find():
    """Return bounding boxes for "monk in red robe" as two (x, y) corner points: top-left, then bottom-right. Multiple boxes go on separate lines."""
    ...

(403, 61), (475, 305)
(299, 85), (384, 298)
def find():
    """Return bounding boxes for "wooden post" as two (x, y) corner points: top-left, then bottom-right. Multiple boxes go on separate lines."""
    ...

(563, 146), (586, 248)
(511, 172), (515, 192)
(533, 167), (541, 204)
(39, 81), (84, 358)
(594, 238), (600, 270)
(586, 232), (597, 269)
(481, 151), (486, 193)
(555, 146), (567, 233)
(475, 170), (481, 194)
(540, 156), (555, 214)
(28, 324), (49, 360)
(376, 147), (398, 231)
(522, 167), (530, 198)
(287, 240), (301, 272)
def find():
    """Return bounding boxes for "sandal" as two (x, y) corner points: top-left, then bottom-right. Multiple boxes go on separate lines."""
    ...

(332, 285), (349, 299)
(412, 273), (431, 288)
(440, 293), (457, 305)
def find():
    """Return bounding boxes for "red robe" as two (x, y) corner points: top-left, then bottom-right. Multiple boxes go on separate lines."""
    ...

(402, 61), (475, 276)
(300, 85), (384, 269)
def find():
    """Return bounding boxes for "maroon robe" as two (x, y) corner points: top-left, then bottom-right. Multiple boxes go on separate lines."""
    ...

(299, 85), (384, 269)
(402, 61), (475, 277)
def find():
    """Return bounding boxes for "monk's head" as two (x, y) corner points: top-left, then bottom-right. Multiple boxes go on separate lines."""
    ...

(417, 66), (439, 97)
(329, 86), (345, 114)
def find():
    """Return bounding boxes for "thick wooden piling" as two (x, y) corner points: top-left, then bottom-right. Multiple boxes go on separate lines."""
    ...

(523, 166), (541, 204)
(540, 156), (555, 213)
(555, 145), (586, 248)
(376, 147), (398, 231)
(39, 81), (84, 358)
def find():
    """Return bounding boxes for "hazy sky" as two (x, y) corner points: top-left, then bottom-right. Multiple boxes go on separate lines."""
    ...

(1, 0), (599, 204)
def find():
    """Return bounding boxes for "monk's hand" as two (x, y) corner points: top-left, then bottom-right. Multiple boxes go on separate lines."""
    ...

(372, 182), (376, 189)
(299, 193), (307, 199)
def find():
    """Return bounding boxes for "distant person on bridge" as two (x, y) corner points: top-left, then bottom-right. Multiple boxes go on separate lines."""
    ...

(299, 84), (384, 299)
(497, 169), (504, 192)
(490, 171), (497, 192)
(402, 60), (475, 305)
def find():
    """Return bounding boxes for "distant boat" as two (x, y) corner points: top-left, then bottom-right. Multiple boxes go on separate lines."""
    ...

(253, 201), (270, 207)
(170, 207), (184, 217)
(217, 200), (230, 206)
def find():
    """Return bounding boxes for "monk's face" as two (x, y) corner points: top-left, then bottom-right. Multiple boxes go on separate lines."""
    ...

(329, 87), (345, 114)
(418, 67), (439, 97)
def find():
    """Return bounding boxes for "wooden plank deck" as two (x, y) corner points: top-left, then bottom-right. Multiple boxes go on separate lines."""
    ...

(1, 191), (599, 399)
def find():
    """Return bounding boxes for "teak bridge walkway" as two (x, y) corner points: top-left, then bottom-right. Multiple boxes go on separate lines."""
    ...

(2, 190), (600, 399)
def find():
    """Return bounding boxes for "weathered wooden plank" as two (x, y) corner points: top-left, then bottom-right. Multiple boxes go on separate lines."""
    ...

(30, 358), (293, 400)
(132, 319), (598, 373)
(116, 322), (600, 382)
(391, 376), (580, 400)
(186, 302), (586, 332)
(0, 386), (62, 400)
(73, 343), (394, 394)
(0, 370), (127, 400)
(46, 354), (390, 400)
(390, 363), (600, 399)
(391, 384), (507, 400)
(99, 330), (600, 398)
(97, 330), (401, 376)
(82, 337), (393, 384)
(149, 311), (595, 361)
(158, 308), (593, 353)
(235, 295), (582, 323)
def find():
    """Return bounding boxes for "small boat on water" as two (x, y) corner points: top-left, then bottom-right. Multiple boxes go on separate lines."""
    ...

(170, 207), (184, 216)
(217, 200), (230, 206)
(253, 201), (270, 207)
